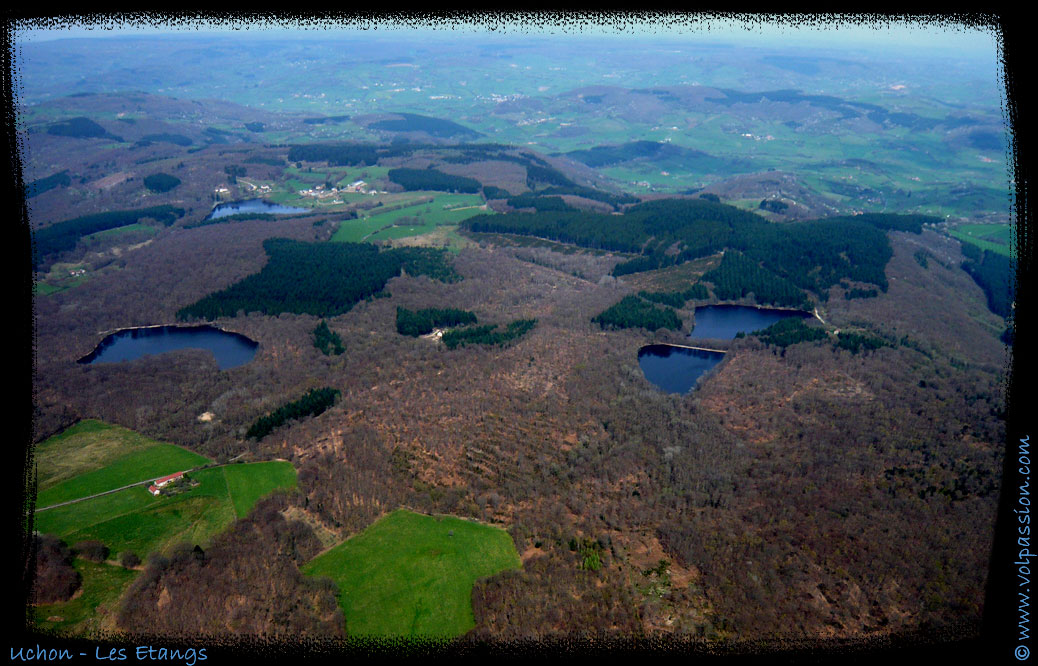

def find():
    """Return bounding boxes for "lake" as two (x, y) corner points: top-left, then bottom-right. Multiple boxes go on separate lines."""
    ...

(205, 199), (308, 220)
(78, 325), (259, 370)
(690, 304), (812, 340)
(638, 344), (726, 395)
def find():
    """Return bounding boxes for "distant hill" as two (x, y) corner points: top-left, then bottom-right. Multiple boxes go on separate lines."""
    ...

(362, 112), (481, 140)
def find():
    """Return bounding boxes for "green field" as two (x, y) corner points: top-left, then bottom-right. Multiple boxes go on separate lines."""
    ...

(331, 192), (487, 243)
(223, 461), (298, 518)
(34, 262), (91, 297)
(82, 223), (158, 241)
(948, 223), (1014, 257)
(34, 277), (89, 296)
(37, 443), (211, 508)
(31, 426), (298, 636)
(35, 462), (297, 557)
(34, 421), (298, 557)
(34, 419), (203, 493)
(302, 509), (521, 637)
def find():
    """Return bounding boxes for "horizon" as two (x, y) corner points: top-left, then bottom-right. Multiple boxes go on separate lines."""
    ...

(14, 14), (999, 59)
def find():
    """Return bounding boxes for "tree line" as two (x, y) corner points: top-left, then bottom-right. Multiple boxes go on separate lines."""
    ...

(34, 205), (186, 267)
(387, 168), (481, 194)
(396, 307), (478, 337)
(637, 283), (710, 308)
(960, 240), (1014, 319)
(368, 112), (480, 139)
(506, 194), (574, 212)
(441, 319), (537, 349)
(246, 387), (341, 441)
(25, 170), (70, 199)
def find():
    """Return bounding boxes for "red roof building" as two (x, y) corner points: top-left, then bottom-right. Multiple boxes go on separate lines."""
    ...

(147, 471), (187, 496)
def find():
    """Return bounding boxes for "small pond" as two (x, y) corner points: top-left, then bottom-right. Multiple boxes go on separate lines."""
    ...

(690, 304), (812, 340)
(638, 344), (726, 395)
(78, 325), (259, 371)
(204, 199), (308, 220)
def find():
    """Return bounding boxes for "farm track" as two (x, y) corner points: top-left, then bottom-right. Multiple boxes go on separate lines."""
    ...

(34, 453), (250, 512)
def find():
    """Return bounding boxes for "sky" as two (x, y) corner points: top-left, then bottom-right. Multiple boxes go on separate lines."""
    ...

(13, 13), (1000, 58)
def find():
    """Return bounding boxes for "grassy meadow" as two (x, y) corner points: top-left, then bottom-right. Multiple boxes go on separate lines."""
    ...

(302, 508), (521, 638)
(948, 223), (1014, 257)
(31, 422), (299, 634)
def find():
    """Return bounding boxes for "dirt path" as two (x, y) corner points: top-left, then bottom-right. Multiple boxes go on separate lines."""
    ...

(34, 457), (248, 512)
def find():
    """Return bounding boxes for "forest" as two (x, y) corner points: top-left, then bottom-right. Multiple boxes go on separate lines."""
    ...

(22, 59), (1011, 646)
(33, 205), (187, 267)
(505, 194), (575, 212)
(387, 168), (482, 194)
(116, 495), (344, 635)
(739, 317), (829, 348)
(482, 186), (513, 199)
(27, 170), (1007, 644)
(44, 116), (122, 141)
(440, 318), (538, 349)
(637, 284), (710, 308)
(285, 141), (511, 168)
(176, 240), (460, 320)
(464, 203), (935, 304)
(246, 387), (341, 441)
(184, 212), (279, 229)
(701, 251), (811, 309)
(592, 295), (683, 332)
(142, 173), (181, 193)
(396, 307), (478, 337)
(24, 170), (70, 199)
(312, 320), (345, 356)
(960, 240), (1015, 318)
(302, 115), (351, 125)
(138, 133), (192, 147)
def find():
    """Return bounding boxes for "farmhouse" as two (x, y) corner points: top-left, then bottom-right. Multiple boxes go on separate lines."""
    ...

(147, 471), (187, 496)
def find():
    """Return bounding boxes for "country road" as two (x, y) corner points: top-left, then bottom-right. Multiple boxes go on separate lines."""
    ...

(33, 452), (250, 513)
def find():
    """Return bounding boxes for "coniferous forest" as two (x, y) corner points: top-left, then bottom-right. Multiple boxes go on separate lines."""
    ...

(246, 387), (341, 440)
(960, 241), (1015, 318)
(741, 318), (830, 348)
(34, 205), (186, 267)
(592, 295), (683, 332)
(637, 284), (710, 308)
(464, 202), (935, 303)
(21, 27), (1016, 652)
(440, 319), (538, 349)
(176, 240), (459, 320)
(312, 320), (345, 356)
(396, 307), (478, 336)
(387, 168), (482, 193)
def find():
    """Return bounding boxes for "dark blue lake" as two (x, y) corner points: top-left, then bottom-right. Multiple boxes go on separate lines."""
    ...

(638, 344), (726, 395)
(205, 199), (308, 220)
(78, 325), (259, 370)
(690, 304), (812, 340)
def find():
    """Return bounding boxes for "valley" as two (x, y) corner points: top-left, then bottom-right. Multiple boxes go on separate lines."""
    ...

(15, 19), (1019, 654)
